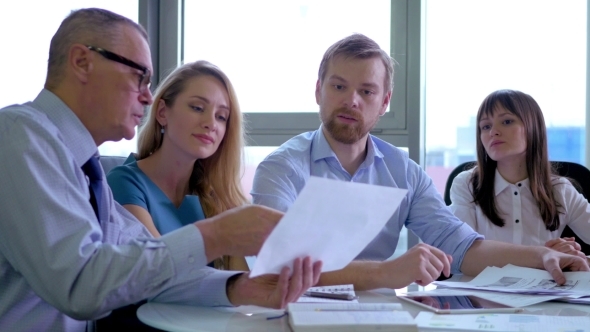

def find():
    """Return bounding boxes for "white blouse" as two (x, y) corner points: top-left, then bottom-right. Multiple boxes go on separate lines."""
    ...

(450, 168), (590, 246)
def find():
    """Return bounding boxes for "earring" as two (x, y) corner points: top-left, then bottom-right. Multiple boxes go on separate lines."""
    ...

(161, 127), (165, 134)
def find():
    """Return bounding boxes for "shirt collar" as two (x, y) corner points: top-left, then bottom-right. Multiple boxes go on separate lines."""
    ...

(311, 125), (384, 168)
(361, 135), (384, 168)
(32, 89), (98, 165)
(494, 168), (530, 196)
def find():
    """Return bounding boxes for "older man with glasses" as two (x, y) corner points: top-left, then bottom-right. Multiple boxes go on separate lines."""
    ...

(0, 8), (320, 332)
(86, 45), (152, 92)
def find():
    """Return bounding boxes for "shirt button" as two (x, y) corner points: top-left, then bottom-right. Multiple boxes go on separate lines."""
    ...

(514, 191), (518, 195)
(188, 256), (195, 263)
(515, 219), (520, 223)
(518, 183), (522, 187)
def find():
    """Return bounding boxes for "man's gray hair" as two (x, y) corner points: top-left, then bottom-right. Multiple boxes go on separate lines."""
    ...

(45, 8), (148, 89)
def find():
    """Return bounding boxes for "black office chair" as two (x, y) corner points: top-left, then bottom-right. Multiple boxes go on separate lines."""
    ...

(443, 162), (476, 206)
(443, 161), (590, 255)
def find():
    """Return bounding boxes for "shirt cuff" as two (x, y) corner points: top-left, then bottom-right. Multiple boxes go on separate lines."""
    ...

(160, 224), (207, 279)
(452, 228), (485, 274)
(194, 269), (242, 306)
(154, 225), (241, 306)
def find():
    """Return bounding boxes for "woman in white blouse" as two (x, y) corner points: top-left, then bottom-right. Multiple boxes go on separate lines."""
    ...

(450, 89), (590, 259)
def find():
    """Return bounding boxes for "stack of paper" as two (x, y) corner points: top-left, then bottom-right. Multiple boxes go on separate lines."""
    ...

(414, 311), (590, 331)
(287, 303), (417, 332)
(434, 264), (590, 301)
(403, 288), (564, 308)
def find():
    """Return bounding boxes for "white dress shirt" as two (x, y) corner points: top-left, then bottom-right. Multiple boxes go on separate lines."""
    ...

(450, 168), (590, 246)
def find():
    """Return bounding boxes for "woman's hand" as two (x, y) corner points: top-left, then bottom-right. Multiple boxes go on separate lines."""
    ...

(545, 237), (586, 258)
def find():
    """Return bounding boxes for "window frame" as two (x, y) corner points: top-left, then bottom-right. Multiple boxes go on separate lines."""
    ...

(139, 0), (418, 149)
(138, 0), (590, 252)
(139, 0), (423, 250)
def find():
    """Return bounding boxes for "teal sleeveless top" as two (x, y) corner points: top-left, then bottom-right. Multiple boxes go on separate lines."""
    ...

(106, 154), (206, 235)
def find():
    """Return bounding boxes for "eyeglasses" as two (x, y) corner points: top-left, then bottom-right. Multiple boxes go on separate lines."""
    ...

(86, 45), (151, 93)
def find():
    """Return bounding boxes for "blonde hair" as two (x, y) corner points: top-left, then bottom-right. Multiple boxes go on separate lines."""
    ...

(137, 61), (249, 267)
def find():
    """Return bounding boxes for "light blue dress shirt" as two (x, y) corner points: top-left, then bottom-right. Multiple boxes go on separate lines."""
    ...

(0, 90), (236, 332)
(251, 128), (483, 273)
(107, 154), (207, 235)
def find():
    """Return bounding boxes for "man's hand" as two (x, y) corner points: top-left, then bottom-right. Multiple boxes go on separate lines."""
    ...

(541, 248), (590, 285)
(196, 205), (283, 262)
(545, 237), (586, 258)
(227, 257), (322, 309)
(377, 243), (452, 289)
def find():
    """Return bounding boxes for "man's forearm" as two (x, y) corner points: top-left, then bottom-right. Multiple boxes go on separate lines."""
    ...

(317, 261), (384, 291)
(461, 240), (546, 276)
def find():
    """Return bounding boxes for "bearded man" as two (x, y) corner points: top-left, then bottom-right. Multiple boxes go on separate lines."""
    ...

(250, 33), (588, 291)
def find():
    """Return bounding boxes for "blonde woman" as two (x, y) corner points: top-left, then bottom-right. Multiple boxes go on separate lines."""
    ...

(108, 60), (249, 270)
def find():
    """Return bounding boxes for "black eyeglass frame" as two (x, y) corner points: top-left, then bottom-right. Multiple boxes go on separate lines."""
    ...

(86, 45), (151, 92)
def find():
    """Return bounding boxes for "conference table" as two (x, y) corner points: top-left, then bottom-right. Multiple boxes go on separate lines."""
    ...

(136, 284), (590, 331)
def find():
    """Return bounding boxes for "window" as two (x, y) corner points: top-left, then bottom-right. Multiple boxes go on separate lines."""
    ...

(424, 0), (587, 195)
(243, 146), (277, 200)
(184, 0), (390, 114)
(184, 1), (408, 258)
(183, 1), (410, 147)
(0, 1), (138, 157)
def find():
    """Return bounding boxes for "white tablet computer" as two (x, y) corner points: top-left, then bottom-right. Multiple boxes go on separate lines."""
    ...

(397, 294), (524, 314)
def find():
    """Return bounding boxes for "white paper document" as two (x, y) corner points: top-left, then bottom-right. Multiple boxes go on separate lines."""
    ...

(289, 310), (416, 332)
(435, 264), (590, 296)
(414, 311), (590, 331)
(250, 176), (407, 277)
(555, 296), (590, 305)
(288, 302), (403, 312)
(403, 288), (564, 308)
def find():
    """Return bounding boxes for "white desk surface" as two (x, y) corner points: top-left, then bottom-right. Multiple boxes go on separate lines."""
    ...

(137, 287), (590, 332)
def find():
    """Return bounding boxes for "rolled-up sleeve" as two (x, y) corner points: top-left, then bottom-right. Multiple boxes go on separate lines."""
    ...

(251, 154), (303, 212)
(404, 163), (483, 273)
(449, 170), (479, 230)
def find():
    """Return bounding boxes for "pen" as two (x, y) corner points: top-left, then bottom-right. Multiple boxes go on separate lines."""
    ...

(266, 312), (288, 320)
(313, 309), (396, 312)
(304, 291), (357, 301)
(436, 308), (524, 314)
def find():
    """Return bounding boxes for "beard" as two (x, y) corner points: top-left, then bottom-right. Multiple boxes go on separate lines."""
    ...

(321, 107), (378, 144)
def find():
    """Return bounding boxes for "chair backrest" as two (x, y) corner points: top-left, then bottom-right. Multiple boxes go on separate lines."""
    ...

(99, 155), (126, 174)
(443, 160), (590, 254)
(552, 161), (590, 202)
(551, 161), (590, 254)
(443, 161), (476, 206)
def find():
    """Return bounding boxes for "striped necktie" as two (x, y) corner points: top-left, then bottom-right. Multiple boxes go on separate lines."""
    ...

(81, 155), (104, 222)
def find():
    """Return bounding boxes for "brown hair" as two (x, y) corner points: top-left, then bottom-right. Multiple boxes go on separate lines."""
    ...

(471, 89), (561, 231)
(45, 7), (147, 90)
(318, 33), (394, 92)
